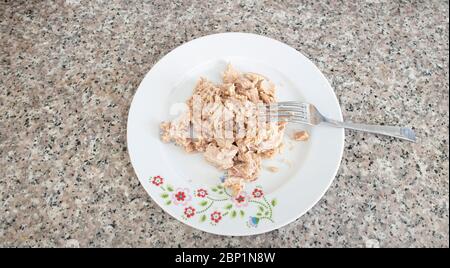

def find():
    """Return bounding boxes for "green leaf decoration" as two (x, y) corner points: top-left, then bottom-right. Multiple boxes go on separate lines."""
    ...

(167, 185), (174, 192)
(199, 200), (208, 206)
(231, 210), (237, 218)
(240, 210), (245, 217)
(271, 199), (277, 206)
(200, 215), (206, 222)
(256, 212), (262, 217)
(217, 185), (223, 189)
(212, 188), (218, 192)
(218, 191), (223, 194)
(165, 200), (171, 205)
(161, 193), (169, 198)
(225, 204), (233, 210)
(264, 211), (269, 216)
(258, 206), (264, 212)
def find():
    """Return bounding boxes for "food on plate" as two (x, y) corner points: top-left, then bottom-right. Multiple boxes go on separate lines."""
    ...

(160, 65), (287, 195)
(280, 158), (293, 168)
(266, 166), (279, 173)
(293, 130), (309, 141)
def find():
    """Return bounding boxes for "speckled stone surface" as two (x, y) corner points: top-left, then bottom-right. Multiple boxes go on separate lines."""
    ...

(0, 0), (448, 248)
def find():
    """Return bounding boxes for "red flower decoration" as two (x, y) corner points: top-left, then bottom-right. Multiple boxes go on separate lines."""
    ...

(184, 206), (196, 218)
(232, 192), (249, 207)
(151, 176), (164, 186)
(235, 195), (245, 203)
(175, 191), (186, 201)
(252, 188), (264, 198)
(196, 188), (208, 198)
(210, 211), (222, 223)
(172, 188), (191, 206)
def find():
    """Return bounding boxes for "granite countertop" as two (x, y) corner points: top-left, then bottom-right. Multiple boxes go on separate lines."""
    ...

(0, 1), (448, 247)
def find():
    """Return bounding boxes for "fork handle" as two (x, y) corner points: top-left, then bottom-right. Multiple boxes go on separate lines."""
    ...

(323, 119), (416, 142)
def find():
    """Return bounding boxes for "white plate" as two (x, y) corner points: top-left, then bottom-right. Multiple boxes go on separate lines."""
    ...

(127, 33), (344, 236)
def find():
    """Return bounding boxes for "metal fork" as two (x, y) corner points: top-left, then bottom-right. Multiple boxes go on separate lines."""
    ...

(261, 101), (416, 142)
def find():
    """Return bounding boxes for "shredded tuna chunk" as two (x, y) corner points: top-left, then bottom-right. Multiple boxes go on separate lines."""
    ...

(160, 65), (286, 195)
(204, 143), (238, 170)
(266, 166), (279, 172)
(293, 130), (309, 141)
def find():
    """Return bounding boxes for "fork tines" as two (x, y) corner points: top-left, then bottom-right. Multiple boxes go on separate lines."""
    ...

(259, 101), (309, 123)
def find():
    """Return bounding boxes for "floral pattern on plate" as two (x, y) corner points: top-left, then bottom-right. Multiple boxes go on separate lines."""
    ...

(150, 175), (277, 227)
